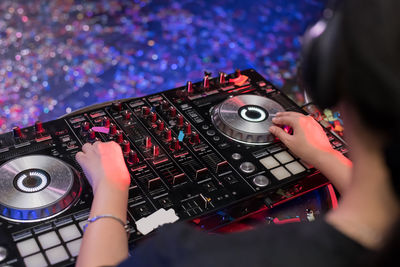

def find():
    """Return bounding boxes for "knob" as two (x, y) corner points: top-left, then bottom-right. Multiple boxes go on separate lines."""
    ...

(149, 112), (157, 123)
(109, 123), (117, 135)
(187, 81), (194, 95)
(145, 136), (152, 149)
(88, 129), (96, 141)
(122, 140), (131, 154)
(169, 106), (177, 118)
(13, 126), (22, 138)
(171, 137), (181, 151)
(152, 145), (160, 158)
(191, 131), (200, 144)
(176, 114), (184, 127)
(219, 72), (226, 85)
(0, 246), (7, 263)
(184, 122), (192, 135)
(203, 74), (210, 90)
(164, 128), (172, 142)
(235, 69), (241, 77)
(35, 121), (44, 133)
(128, 150), (139, 164)
(160, 100), (169, 110)
(122, 110), (131, 120)
(81, 121), (90, 132)
(156, 120), (165, 131)
(112, 101), (122, 112)
(116, 130), (124, 144)
(142, 106), (150, 116)
(102, 116), (110, 127)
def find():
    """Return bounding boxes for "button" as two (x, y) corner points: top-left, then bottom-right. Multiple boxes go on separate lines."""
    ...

(252, 175), (270, 187)
(232, 153), (242, 160)
(45, 245), (69, 265)
(0, 246), (7, 262)
(260, 156), (280, 169)
(24, 253), (47, 267)
(78, 221), (88, 231)
(17, 238), (40, 257)
(66, 238), (82, 257)
(206, 130), (216, 136)
(285, 161), (306, 175)
(274, 151), (294, 164)
(58, 224), (81, 242)
(239, 162), (256, 174)
(213, 136), (221, 142)
(218, 142), (230, 149)
(38, 231), (61, 249)
(270, 166), (291, 180)
(201, 124), (209, 130)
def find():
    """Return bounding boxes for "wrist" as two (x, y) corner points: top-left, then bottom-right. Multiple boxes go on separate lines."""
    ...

(93, 175), (130, 194)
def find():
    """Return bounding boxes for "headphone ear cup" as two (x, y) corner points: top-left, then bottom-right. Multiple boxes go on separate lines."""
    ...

(301, 10), (343, 109)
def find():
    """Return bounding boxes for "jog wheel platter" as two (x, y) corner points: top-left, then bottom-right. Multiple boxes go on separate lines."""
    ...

(0, 155), (81, 223)
(211, 95), (285, 145)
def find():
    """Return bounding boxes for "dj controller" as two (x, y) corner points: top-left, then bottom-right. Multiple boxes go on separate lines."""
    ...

(0, 69), (347, 267)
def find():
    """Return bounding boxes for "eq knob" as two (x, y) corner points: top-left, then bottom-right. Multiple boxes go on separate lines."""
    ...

(112, 101), (122, 112)
(152, 145), (160, 158)
(160, 100), (169, 111)
(187, 81), (194, 95)
(235, 69), (241, 77)
(219, 72), (226, 85)
(142, 106), (150, 116)
(13, 126), (22, 138)
(102, 116), (110, 127)
(81, 121), (90, 132)
(164, 128), (172, 142)
(149, 112), (157, 123)
(171, 137), (181, 151)
(169, 106), (177, 118)
(87, 129), (96, 141)
(156, 120), (165, 131)
(191, 131), (200, 144)
(122, 140), (131, 154)
(109, 123), (117, 135)
(122, 110), (131, 120)
(184, 122), (192, 135)
(128, 150), (139, 164)
(203, 74), (210, 90)
(34, 121), (44, 133)
(145, 136), (152, 149)
(176, 114), (184, 127)
(115, 130), (124, 144)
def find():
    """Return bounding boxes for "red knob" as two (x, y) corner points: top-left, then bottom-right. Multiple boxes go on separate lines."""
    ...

(235, 69), (241, 78)
(142, 106), (150, 116)
(35, 121), (44, 133)
(156, 120), (165, 131)
(219, 72), (226, 84)
(122, 110), (131, 120)
(172, 137), (181, 151)
(152, 145), (160, 158)
(164, 128), (172, 142)
(128, 150), (138, 164)
(112, 101), (122, 112)
(109, 123), (117, 135)
(176, 114), (184, 127)
(145, 136), (152, 149)
(88, 129), (96, 140)
(122, 140), (131, 154)
(184, 122), (192, 135)
(187, 81), (194, 95)
(169, 106), (177, 118)
(161, 100), (169, 111)
(82, 121), (90, 132)
(13, 126), (22, 138)
(102, 117), (110, 127)
(191, 132), (200, 144)
(203, 75), (210, 90)
(116, 130), (124, 144)
(149, 112), (157, 123)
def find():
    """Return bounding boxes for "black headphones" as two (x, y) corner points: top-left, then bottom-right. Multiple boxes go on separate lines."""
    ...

(301, 1), (343, 110)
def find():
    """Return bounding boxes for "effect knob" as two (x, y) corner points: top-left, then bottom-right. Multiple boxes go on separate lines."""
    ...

(122, 140), (131, 154)
(187, 81), (194, 95)
(81, 121), (90, 132)
(109, 123), (117, 135)
(152, 145), (160, 158)
(102, 116), (110, 127)
(164, 128), (172, 142)
(161, 100), (169, 111)
(112, 101), (122, 112)
(122, 110), (131, 120)
(235, 69), (241, 78)
(13, 126), (22, 138)
(116, 130), (124, 144)
(87, 129), (96, 141)
(176, 114), (184, 127)
(171, 137), (181, 151)
(156, 120), (165, 131)
(145, 136), (152, 149)
(169, 106), (177, 118)
(203, 74), (210, 90)
(128, 150), (139, 164)
(191, 132), (200, 145)
(184, 122), (192, 135)
(142, 106), (150, 116)
(35, 121), (44, 133)
(219, 72), (226, 85)
(149, 112), (157, 123)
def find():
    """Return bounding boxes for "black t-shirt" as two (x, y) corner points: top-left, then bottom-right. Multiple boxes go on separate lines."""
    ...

(118, 220), (370, 267)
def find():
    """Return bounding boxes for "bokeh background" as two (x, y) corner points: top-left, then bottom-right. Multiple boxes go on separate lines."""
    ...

(0, 0), (326, 133)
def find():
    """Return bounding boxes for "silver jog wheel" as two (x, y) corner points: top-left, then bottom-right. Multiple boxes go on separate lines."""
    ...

(0, 155), (81, 223)
(211, 95), (285, 145)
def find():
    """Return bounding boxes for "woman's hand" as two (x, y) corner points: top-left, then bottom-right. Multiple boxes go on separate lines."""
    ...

(269, 111), (335, 165)
(75, 141), (130, 194)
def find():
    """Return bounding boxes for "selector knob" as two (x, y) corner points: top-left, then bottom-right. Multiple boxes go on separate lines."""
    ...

(88, 129), (96, 141)
(142, 106), (150, 116)
(112, 101), (122, 112)
(156, 120), (165, 131)
(149, 112), (157, 123)
(122, 110), (131, 120)
(109, 123), (117, 135)
(191, 131), (200, 144)
(169, 106), (177, 118)
(176, 114), (184, 127)
(184, 122), (192, 135)
(187, 81), (194, 95)
(145, 136), (152, 149)
(128, 150), (139, 164)
(81, 122), (90, 132)
(35, 121), (44, 133)
(13, 126), (22, 138)
(122, 140), (131, 154)
(164, 128), (172, 142)
(116, 130), (124, 144)
(102, 116), (110, 127)
(152, 145), (160, 158)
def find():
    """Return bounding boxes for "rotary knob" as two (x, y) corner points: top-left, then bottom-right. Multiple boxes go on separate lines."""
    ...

(81, 121), (90, 132)
(203, 74), (210, 90)
(164, 128), (172, 142)
(149, 112), (157, 123)
(109, 123), (117, 135)
(122, 140), (131, 154)
(176, 114), (184, 127)
(122, 110), (131, 120)
(115, 130), (124, 144)
(171, 137), (181, 151)
(87, 129), (96, 141)
(112, 101), (122, 112)
(145, 136), (152, 149)
(184, 122), (192, 135)
(35, 121), (44, 133)
(219, 72), (227, 85)
(152, 145), (160, 158)
(13, 126), (22, 138)
(102, 116), (110, 127)
(187, 81), (194, 95)
(156, 120), (165, 131)
(169, 106), (177, 118)
(142, 106), (150, 116)
(191, 132), (200, 145)
(160, 100), (169, 111)
(128, 150), (139, 164)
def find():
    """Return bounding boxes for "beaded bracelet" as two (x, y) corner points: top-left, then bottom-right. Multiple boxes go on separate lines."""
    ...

(83, 214), (130, 234)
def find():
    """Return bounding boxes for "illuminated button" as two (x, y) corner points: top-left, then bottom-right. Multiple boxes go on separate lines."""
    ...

(259, 156), (279, 169)
(274, 151), (294, 164)
(66, 238), (82, 257)
(270, 166), (291, 180)
(285, 161), (306, 175)
(17, 238), (40, 257)
(24, 253), (47, 267)
(58, 224), (81, 242)
(38, 231), (61, 249)
(45, 246), (69, 265)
